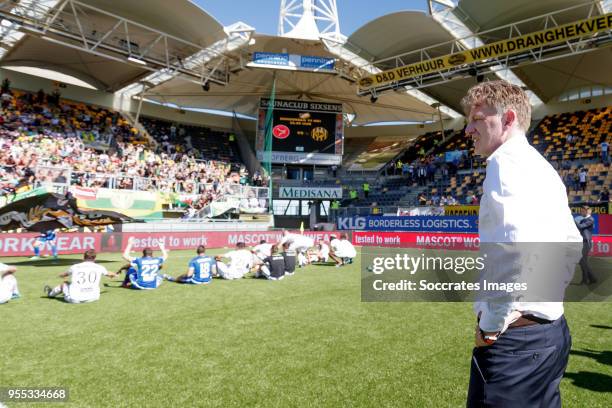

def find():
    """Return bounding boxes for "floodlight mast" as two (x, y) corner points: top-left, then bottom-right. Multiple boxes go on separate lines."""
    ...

(278, 0), (340, 40)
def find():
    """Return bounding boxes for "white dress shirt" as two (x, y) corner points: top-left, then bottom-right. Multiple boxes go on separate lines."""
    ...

(475, 132), (582, 332)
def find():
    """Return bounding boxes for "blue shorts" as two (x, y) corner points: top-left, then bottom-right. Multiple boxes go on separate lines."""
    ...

(129, 273), (162, 290)
(183, 277), (211, 285)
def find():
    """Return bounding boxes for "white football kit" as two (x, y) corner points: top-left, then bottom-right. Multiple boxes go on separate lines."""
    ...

(289, 235), (315, 252)
(0, 263), (18, 304)
(318, 243), (330, 262)
(217, 249), (253, 280)
(335, 240), (357, 259)
(63, 261), (109, 303)
(253, 243), (273, 261)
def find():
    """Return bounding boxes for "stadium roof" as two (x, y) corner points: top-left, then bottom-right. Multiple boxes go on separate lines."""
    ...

(347, 11), (454, 64)
(144, 34), (442, 125)
(0, 0), (608, 121)
(0, 0), (227, 91)
(455, 0), (612, 103)
(457, 0), (592, 32)
(349, 0), (611, 108)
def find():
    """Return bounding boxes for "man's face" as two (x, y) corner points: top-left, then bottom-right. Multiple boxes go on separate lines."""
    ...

(465, 104), (506, 157)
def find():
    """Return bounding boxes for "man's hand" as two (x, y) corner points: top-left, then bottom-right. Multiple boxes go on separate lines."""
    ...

(474, 324), (498, 347)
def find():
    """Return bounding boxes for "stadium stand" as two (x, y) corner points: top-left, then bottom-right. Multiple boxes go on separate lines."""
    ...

(338, 105), (610, 209)
(0, 88), (255, 206)
(531, 107), (611, 162)
(139, 116), (242, 164)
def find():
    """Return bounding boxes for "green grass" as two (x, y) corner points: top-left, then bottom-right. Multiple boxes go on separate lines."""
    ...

(1, 249), (611, 408)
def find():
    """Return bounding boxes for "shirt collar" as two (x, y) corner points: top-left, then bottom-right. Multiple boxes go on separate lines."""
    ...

(486, 131), (528, 163)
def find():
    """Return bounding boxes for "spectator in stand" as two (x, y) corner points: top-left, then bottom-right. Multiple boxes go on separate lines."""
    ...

(578, 167), (588, 192)
(417, 192), (427, 206)
(599, 187), (609, 203)
(331, 164), (338, 177)
(601, 140), (609, 164)
(0, 88), (252, 213)
(431, 192), (440, 206)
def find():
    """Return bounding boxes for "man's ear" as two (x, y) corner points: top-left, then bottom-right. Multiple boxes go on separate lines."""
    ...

(503, 109), (516, 130)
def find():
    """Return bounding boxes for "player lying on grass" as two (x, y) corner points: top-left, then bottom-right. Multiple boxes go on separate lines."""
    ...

(329, 234), (356, 267)
(31, 229), (58, 260)
(214, 242), (253, 280)
(163, 245), (215, 284)
(254, 244), (286, 281)
(0, 263), (20, 304)
(121, 237), (168, 289)
(44, 250), (116, 303)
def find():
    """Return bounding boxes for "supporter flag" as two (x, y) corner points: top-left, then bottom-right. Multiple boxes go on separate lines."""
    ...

(0, 192), (136, 232)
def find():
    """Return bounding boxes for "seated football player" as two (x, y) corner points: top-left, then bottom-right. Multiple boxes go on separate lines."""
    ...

(164, 245), (215, 284)
(44, 250), (116, 303)
(255, 244), (286, 281)
(313, 240), (330, 263)
(214, 242), (253, 280)
(282, 241), (297, 276)
(0, 263), (20, 304)
(121, 237), (168, 289)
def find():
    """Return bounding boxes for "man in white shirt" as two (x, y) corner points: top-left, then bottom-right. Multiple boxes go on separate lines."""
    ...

(215, 242), (253, 280)
(44, 250), (116, 303)
(463, 80), (581, 407)
(0, 263), (20, 304)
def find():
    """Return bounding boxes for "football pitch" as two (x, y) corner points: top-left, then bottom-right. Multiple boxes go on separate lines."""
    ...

(1, 249), (611, 408)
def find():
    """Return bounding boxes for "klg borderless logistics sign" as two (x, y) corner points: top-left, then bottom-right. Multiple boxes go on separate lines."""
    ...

(359, 13), (612, 89)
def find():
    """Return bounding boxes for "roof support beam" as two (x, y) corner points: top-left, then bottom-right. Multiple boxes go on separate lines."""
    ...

(357, 2), (611, 100)
(0, 0), (243, 87)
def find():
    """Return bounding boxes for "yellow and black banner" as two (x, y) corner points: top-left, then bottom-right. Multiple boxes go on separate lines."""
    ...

(569, 202), (609, 215)
(444, 205), (479, 216)
(359, 13), (612, 89)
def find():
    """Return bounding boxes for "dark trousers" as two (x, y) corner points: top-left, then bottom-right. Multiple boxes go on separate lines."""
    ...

(467, 316), (571, 408)
(579, 240), (595, 284)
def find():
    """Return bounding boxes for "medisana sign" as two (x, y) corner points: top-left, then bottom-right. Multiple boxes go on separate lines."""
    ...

(279, 187), (342, 199)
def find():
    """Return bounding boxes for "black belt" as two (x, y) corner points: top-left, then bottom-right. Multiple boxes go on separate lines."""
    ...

(508, 314), (553, 328)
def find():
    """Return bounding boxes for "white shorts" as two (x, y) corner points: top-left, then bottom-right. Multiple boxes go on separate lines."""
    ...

(216, 262), (246, 280)
(63, 283), (99, 304)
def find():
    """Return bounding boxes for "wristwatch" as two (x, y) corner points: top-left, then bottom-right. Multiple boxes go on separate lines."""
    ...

(481, 330), (500, 345)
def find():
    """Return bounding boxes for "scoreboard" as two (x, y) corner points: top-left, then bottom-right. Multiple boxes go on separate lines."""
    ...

(256, 98), (344, 165)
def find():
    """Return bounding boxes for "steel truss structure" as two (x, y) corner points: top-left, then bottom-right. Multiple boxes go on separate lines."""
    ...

(278, 0), (340, 38)
(357, 1), (611, 96)
(0, 0), (254, 88)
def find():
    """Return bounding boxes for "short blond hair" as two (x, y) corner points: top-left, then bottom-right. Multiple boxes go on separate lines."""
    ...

(461, 80), (531, 131)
